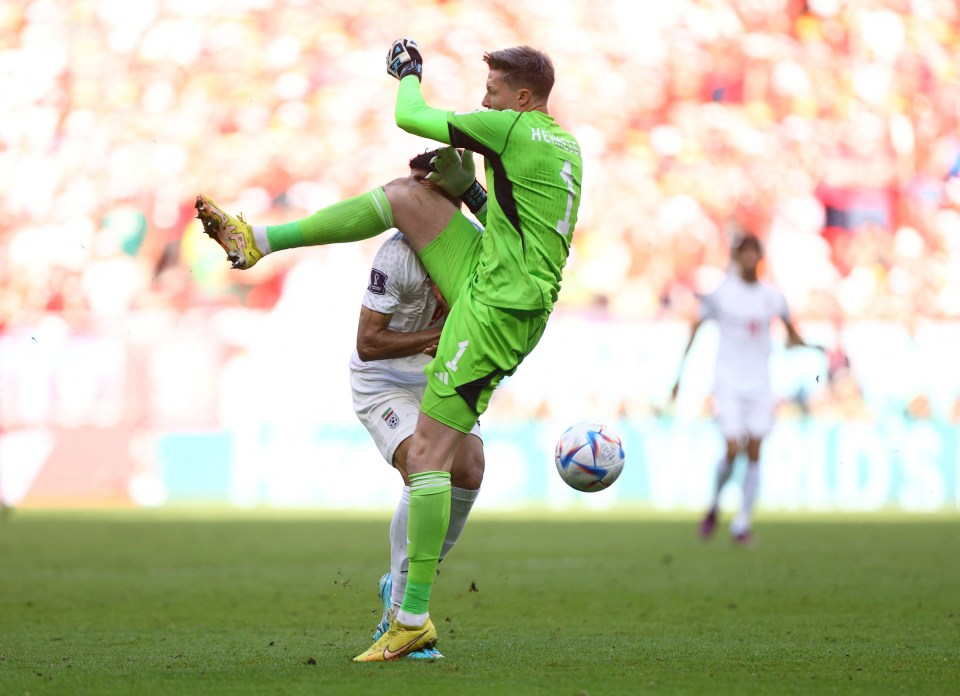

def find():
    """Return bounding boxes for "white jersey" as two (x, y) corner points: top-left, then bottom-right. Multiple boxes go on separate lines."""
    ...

(699, 273), (789, 392)
(348, 231), (446, 385)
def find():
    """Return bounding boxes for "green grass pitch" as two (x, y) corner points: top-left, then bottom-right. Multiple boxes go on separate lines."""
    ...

(0, 509), (957, 695)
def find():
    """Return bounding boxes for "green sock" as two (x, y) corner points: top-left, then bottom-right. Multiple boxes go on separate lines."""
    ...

(401, 471), (451, 617)
(266, 187), (394, 251)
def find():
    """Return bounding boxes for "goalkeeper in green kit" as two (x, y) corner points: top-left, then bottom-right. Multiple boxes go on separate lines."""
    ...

(196, 38), (583, 661)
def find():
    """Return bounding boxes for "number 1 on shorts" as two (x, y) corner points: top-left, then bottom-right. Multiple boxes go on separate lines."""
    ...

(446, 340), (469, 372)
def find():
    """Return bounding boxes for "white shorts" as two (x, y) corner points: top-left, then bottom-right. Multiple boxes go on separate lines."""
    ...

(351, 369), (482, 465)
(713, 385), (774, 441)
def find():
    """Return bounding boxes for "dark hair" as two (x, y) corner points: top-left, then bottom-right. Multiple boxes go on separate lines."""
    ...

(733, 233), (762, 255)
(483, 46), (555, 99)
(408, 149), (439, 171)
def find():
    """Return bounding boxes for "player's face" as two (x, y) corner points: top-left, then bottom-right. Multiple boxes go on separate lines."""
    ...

(736, 246), (761, 277)
(482, 69), (522, 111)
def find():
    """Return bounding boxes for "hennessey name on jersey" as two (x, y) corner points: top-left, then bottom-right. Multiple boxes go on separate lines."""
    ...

(530, 127), (580, 155)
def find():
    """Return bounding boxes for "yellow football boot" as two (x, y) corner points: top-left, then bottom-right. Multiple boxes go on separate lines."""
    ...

(195, 194), (263, 269)
(353, 617), (438, 662)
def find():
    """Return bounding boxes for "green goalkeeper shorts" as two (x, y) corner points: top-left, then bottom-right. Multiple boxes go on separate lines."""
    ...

(418, 211), (549, 433)
(421, 289), (548, 432)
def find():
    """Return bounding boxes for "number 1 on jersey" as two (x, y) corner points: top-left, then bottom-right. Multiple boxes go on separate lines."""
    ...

(556, 160), (577, 237)
(445, 340), (469, 373)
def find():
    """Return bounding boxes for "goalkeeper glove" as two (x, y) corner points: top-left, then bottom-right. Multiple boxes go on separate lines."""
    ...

(386, 37), (423, 81)
(426, 148), (488, 214)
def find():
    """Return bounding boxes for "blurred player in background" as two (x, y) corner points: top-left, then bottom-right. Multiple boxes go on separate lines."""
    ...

(351, 151), (483, 660)
(672, 232), (819, 546)
(196, 39), (581, 660)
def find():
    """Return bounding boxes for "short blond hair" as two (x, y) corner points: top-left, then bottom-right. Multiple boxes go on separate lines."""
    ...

(483, 46), (555, 99)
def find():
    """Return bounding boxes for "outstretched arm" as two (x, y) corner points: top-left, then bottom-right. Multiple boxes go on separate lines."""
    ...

(395, 77), (452, 142)
(671, 318), (704, 400)
(782, 316), (823, 351)
(386, 38), (452, 143)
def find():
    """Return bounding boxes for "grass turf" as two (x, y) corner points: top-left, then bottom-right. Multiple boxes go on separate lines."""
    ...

(0, 509), (957, 695)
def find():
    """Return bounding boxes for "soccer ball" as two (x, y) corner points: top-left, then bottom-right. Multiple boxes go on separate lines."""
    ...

(554, 421), (625, 492)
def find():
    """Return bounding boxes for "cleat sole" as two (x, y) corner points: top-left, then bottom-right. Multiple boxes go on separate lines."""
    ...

(194, 195), (257, 269)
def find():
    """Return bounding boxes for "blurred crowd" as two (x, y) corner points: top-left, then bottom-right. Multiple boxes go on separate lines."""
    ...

(2, 0), (960, 423)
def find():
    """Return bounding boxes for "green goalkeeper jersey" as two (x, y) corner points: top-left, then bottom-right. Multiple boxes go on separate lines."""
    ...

(396, 77), (583, 312)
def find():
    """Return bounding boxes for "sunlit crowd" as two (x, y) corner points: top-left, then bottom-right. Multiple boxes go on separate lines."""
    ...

(2, 0), (959, 423)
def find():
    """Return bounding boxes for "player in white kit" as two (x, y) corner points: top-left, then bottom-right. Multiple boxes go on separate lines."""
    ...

(350, 152), (483, 657)
(672, 233), (817, 545)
